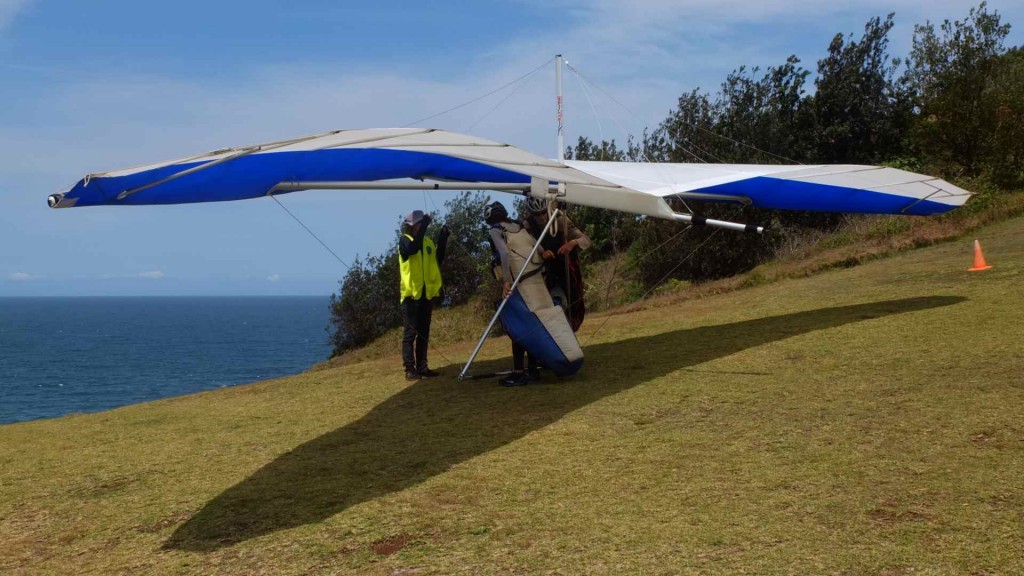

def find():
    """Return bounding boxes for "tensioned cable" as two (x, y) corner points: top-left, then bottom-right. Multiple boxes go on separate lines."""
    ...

(660, 122), (727, 164)
(421, 59), (547, 218)
(273, 193), (459, 368)
(402, 57), (555, 128)
(565, 63), (699, 215)
(567, 63), (702, 163)
(570, 68), (606, 160)
(579, 199), (749, 346)
(568, 64), (801, 166)
(591, 221), (694, 317)
(581, 225), (724, 347)
(420, 61), (549, 257)
(271, 194), (352, 271)
(467, 64), (546, 132)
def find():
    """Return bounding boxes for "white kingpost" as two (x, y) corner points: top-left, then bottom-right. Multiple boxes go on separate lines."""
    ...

(556, 54), (564, 162)
(458, 209), (562, 382)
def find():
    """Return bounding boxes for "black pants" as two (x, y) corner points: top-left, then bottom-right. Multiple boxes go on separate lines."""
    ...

(512, 342), (537, 372)
(402, 295), (433, 372)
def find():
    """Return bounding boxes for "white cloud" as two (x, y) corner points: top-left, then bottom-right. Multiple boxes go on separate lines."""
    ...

(138, 270), (165, 279)
(0, 0), (33, 32)
(267, 274), (281, 282)
(9, 271), (34, 281)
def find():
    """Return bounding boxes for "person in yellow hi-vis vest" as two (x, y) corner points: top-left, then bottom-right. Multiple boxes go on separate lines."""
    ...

(398, 210), (449, 381)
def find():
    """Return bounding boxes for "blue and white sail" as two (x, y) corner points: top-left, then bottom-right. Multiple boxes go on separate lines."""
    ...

(48, 128), (971, 219)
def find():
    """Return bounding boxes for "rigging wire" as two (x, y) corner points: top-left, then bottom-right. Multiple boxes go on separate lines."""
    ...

(402, 57), (555, 128)
(579, 198), (749, 346)
(581, 225), (723, 347)
(416, 57), (547, 220)
(270, 194), (352, 272)
(467, 64), (545, 132)
(569, 67), (606, 160)
(272, 193), (459, 368)
(566, 64), (802, 165)
(590, 221), (693, 319)
(565, 63), (697, 214)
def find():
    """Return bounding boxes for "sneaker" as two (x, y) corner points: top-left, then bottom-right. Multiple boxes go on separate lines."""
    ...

(418, 368), (441, 378)
(500, 372), (530, 387)
(526, 367), (541, 382)
(405, 371), (423, 382)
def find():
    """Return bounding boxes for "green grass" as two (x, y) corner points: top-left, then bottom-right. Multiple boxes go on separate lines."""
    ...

(2, 216), (1023, 575)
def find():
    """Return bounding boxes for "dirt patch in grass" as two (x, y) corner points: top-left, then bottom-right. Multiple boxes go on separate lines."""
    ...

(370, 533), (413, 556)
(867, 500), (933, 524)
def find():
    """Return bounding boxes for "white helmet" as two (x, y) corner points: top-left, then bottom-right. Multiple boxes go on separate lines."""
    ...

(525, 196), (548, 215)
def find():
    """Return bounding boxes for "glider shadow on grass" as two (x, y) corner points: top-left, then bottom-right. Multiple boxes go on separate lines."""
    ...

(166, 295), (964, 551)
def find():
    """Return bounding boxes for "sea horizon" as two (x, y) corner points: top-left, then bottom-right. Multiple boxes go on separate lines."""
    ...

(0, 296), (335, 425)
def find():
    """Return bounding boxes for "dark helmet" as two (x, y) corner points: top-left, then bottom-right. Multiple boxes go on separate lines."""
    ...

(484, 201), (508, 224)
(525, 196), (548, 215)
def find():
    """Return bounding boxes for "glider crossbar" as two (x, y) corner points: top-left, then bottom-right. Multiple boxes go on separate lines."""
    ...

(673, 213), (764, 234)
(458, 208), (561, 382)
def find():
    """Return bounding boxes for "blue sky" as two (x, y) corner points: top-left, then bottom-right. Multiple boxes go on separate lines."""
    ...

(2, 0), (1021, 296)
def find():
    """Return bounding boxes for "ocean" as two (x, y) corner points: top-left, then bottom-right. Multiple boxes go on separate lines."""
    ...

(0, 297), (333, 425)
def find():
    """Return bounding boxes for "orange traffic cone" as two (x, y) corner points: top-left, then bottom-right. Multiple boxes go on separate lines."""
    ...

(968, 239), (992, 272)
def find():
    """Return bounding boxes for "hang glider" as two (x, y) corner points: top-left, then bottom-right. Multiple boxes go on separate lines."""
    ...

(48, 128), (971, 232)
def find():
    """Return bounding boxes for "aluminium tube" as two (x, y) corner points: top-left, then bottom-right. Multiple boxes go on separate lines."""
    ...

(673, 213), (764, 234)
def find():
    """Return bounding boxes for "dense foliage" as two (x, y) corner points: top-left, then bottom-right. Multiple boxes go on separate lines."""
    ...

(329, 2), (1021, 355)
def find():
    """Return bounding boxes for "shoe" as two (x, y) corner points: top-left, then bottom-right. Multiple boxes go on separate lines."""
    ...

(405, 371), (422, 382)
(526, 367), (541, 382)
(418, 368), (441, 378)
(500, 372), (530, 387)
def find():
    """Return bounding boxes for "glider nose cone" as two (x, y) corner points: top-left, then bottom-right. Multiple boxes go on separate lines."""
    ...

(47, 193), (75, 208)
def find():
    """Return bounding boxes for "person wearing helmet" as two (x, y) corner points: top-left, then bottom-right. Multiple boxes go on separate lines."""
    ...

(522, 197), (591, 331)
(485, 201), (541, 386)
(398, 209), (449, 381)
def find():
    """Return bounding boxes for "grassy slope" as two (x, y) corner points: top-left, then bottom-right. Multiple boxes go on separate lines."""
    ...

(1, 217), (1023, 575)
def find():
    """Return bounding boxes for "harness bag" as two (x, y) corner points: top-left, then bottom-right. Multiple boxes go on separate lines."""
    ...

(494, 222), (584, 376)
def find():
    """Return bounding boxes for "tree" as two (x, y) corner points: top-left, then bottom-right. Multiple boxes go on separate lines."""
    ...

(432, 191), (494, 306)
(983, 47), (1024, 188)
(906, 2), (1015, 184)
(810, 14), (912, 164)
(328, 252), (402, 355)
(649, 89), (722, 163)
(715, 56), (813, 163)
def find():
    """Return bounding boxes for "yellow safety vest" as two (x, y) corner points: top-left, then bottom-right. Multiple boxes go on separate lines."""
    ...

(398, 234), (442, 301)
